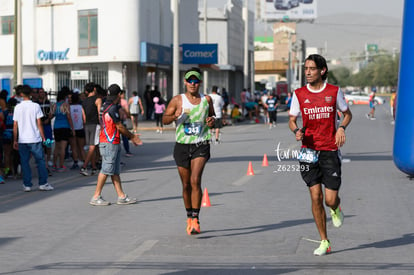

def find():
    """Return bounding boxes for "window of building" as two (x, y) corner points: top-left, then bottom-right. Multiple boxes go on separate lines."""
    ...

(1, 15), (14, 35)
(78, 9), (98, 56)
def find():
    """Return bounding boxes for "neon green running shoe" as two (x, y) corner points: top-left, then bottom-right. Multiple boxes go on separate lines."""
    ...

(330, 205), (344, 228)
(313, 240), (331, 256)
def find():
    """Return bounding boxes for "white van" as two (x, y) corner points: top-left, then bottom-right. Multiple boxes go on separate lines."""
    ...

(274, 0), (299, 10)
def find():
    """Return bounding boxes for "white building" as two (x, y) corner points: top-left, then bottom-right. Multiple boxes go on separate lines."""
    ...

(0, 0), (253, 104)
(0, 0), (199, 100)
(198, 0), (255, 102)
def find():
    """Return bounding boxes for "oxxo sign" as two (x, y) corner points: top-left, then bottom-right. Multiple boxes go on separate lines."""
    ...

(37, 48), (70, 61)
(181, 44), (218, 64)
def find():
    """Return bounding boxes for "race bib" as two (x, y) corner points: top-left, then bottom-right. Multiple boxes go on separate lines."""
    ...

(298, 148), (319, 163)
(184, 122), (202, 136)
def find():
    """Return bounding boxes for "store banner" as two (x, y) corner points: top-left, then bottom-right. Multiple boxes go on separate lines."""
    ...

(181, 44), (218, 65)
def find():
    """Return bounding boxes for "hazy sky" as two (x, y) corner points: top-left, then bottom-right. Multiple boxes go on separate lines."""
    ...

(202, 0), (405, 20)
(317, 0), (404, 19)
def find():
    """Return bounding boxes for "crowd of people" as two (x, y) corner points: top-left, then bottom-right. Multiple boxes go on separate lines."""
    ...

(0, 83), (145, 190)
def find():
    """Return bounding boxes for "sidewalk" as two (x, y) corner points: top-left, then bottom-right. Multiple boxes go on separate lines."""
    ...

(134, 112), (288, 131)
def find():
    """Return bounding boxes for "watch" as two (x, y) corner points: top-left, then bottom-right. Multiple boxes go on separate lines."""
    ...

(293, 128), (300, 134)
(339, 125), (346, 130)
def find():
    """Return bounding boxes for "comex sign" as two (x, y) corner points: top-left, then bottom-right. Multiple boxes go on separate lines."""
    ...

(37, 48), (70, 61)
(181, 44), (218, 64)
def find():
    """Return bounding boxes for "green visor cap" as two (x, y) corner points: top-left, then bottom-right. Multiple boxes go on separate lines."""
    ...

(184, 71), (203, 81)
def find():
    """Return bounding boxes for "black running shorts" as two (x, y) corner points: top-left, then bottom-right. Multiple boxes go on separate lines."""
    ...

(299, 150), (342, 191)
(173, 142), (210, 168)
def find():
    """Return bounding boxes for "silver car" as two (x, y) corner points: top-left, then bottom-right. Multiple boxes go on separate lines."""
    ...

(274, 0), (300, 10)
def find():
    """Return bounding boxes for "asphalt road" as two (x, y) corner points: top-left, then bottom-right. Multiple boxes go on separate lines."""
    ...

(0, 102), (413, 275)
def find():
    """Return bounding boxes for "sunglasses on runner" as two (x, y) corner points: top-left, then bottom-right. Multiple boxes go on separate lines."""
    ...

(186, 79), (201, 84)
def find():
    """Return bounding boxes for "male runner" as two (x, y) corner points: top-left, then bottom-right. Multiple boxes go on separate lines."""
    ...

(289, 54), (352, 256)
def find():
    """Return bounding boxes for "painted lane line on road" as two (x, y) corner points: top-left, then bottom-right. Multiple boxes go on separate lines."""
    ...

(97, 239), (158, 275)
(232, 171), (261, 186)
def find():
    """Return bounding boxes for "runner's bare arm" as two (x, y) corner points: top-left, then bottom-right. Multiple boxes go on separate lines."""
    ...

(335, 108), (352, 147)
(163, 95), (181, 125)
(288, 115), (304, 141)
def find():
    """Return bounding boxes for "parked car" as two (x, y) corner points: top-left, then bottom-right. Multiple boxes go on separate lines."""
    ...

(274, 0), (299, 10)
(344, 91), (385, 106)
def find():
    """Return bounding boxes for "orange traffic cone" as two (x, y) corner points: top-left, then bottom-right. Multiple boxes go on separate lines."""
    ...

(201, 188), (211, 207)
(246, 161), (255, 176)
(262, 154), (269, 167)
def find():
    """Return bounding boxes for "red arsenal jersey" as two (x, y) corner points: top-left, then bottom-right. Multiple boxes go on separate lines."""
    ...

(295, 84), (339, 151)
(99, 102), (121, 144)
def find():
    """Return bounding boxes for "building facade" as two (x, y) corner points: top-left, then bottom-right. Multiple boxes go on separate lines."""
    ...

(0, 0), (199, 101)
(198, 0), (255, 103)
(1, 0), (253, 105)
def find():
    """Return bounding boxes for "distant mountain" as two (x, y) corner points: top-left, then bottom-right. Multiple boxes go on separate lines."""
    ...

(256, 13), (403, 63)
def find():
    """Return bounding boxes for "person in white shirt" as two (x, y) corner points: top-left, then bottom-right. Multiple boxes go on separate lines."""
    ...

(13, 85), (53, 192)
(209, 86), (225, 144)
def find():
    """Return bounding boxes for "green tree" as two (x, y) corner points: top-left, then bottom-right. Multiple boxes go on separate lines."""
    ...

(350, 52), (399, 88)
(330, 67), (351, 86)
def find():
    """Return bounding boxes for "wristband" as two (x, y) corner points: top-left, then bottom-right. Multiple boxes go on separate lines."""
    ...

(339, 125), (346, 130)
(293, 128), (300, 134)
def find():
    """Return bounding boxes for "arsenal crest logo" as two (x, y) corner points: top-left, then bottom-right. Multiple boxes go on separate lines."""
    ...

(325, 96), (332, 103)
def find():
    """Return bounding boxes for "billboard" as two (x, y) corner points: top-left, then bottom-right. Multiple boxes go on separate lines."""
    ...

(261, 0), (317, 21)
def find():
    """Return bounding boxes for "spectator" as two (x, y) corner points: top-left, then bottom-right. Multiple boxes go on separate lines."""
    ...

(221, 87), (230, 125)
(50, 89), (75, 172)
(80, 82), (102, 176)
(209, 86), (225, 143)
(69, 92), (86, 169)
(13, 85), (53, 191)
(89, 84), (143, 206)
(35, 88), (54, 176)
(153, 96), (165, 134)
(128, 91), (144, 134)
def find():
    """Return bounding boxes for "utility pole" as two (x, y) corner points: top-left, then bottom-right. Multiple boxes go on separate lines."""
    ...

(173, 0), (180, 96)
(203, 0), (208, 94)
(243, 0), (249, 89)
(13, 0), (22, 90)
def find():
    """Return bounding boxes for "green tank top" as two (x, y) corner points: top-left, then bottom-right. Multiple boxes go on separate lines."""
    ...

(175, 93), (211, 144)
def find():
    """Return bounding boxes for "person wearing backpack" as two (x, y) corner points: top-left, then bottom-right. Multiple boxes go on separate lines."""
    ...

(89, 84), (143, 206)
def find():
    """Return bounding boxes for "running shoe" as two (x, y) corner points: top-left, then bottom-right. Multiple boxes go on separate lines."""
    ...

(330, 205), (344, 228)
(313, 240), (331, 256)
(91, 168), (98, 175)
(39, 183), (54, 191)
(125, 153), (133, 157)
(190, 218), (201, 235)
(89, 196), (111, 206)
(186, 218), (192, 235)
(80, 167), (89, 176)
(57, 166), (67, 173)
(23, 185), (31, 192)
(116, 195), (137, 205)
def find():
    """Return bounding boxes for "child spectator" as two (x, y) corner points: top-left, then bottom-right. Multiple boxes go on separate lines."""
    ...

(153, 97), (165, 133)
